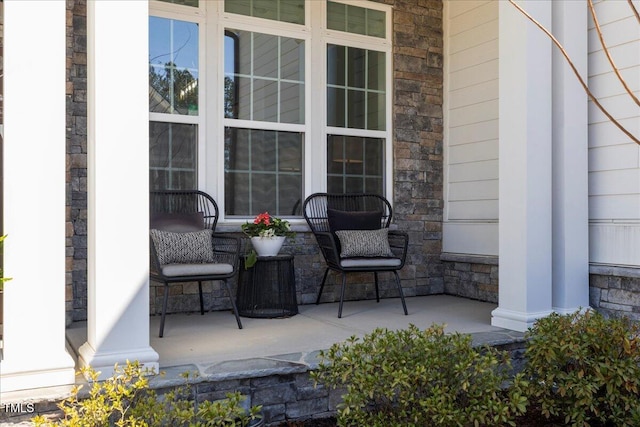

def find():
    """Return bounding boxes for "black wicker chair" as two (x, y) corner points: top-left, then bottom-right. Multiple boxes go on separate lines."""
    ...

(303, 193), (409, 318)
(150, 190), (243, 337)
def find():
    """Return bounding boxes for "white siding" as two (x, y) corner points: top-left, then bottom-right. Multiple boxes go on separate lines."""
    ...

(587, 0), (640, 266)
(443, 0), (499, 255)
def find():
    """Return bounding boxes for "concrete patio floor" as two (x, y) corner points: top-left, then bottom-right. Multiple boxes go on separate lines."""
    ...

(67, 294), (524, 372)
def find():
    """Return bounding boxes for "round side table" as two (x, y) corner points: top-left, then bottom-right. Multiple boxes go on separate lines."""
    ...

(236, 255), (298, 318)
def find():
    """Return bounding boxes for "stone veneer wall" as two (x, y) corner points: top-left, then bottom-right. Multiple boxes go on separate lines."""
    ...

(67, 0), (88, 324)
(441, 254), (498, 303)
(590, 266), (640, 321)
(0, 338), (526, 426)
(66, 0), (444, 321)
(442, 257), (640, 322)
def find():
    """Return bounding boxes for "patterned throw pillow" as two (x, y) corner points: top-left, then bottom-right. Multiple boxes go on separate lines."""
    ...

(150, 229), (215, 265)
(335, 228), (394, 258)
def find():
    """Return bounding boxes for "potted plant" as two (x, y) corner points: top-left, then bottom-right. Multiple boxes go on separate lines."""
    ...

(241, 212), (295, 268)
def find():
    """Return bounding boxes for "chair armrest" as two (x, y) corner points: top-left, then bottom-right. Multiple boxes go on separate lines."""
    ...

(388, 230), (409, 267)
(211, 233), (241, 271)
(149, 237), (163, 276)
(313, 231), (342, 269)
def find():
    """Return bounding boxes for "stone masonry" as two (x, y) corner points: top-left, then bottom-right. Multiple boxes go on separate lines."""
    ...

(590, 266), (640, 321)
(66, 0), (445, 322)
(442, 254), (499, 304)
(66, 0), (88, 324)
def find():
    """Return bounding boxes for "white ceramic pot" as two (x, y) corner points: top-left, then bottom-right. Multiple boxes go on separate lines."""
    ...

(250, 236), (285, 257)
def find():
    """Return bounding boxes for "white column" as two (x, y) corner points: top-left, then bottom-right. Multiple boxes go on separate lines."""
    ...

(551, 1), (590, 314)
(492, 0), (554, 332)
(78, 0), (158, 379)
(0, 1), (76, 392)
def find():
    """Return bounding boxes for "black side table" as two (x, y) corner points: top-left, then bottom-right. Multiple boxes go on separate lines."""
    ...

(236, 255), (298, 318)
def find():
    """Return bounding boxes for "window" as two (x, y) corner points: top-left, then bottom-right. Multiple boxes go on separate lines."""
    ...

(149, 14), (201, 190)
(149, 0), (391, 218)
(223, 28), (305, 216)
(325, 43), (387, 194)
(225, 0), (305, 25)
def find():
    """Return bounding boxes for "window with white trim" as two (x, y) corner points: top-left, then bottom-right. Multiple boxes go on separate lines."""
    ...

(149, 0), (392, 219)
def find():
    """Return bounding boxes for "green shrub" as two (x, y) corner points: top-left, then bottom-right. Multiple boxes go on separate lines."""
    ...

(312, 324), (526, 427)
(519, 310), (640, 426)
(32, 361), (262, 427)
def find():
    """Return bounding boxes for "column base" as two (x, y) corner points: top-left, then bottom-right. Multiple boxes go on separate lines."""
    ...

(552, 305), (590, 316)
(78, 342), (159, 380)
(0, 353), (76, 393)
(491, 307), (554, 332)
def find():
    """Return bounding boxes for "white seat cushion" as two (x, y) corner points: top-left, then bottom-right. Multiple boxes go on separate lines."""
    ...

(162, 263), (233, 277)
(340, 257), (401, 268)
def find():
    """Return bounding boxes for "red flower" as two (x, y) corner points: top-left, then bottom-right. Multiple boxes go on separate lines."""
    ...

(254, 212), (271, 226)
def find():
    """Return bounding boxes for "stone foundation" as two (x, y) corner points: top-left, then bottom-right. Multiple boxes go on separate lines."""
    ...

(441, 253), (498, 303)
(589, 265), (640, 321)
(0, 330), (525, 426)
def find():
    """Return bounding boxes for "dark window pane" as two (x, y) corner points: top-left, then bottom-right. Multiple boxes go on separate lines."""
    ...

(252, 173), (278, 213)
(226, 30), (304, 124)
(327, 176), (344, 194)
(345, 177), (364, 193)
(281, 38), (304, 81)
(279, 0), (305, 24)
(347, 48), (366, 88)
(225, 172), (250, 215)
(367, 92), (385, 131)
(280, 82), (304, 124)
(251, 130), (277, 172)
(225, 128), (303, 216)
(347, 89), (365, 129)
(327, 135), (345, 174)
(327, 1), (346, 32)
(367, 9), (386, 38)
(347, 4), (366, 36)
(279, 174), (303, 215)
(327, 45), (385, 130)
(367, 50), (385, 91)
(150, 122), (197, 190)
(365, 139), (384, 175)
(326, 135), (384, 196)
(327, 87), (345, 127)
(253, 33), (279, 78)
(326, 1), (386, 38)
(225, 0), (304, 25)
(253, 79), (278, 122)
(327, 44), (345, 86)
(225, 128), (250, 170)
(365, 177), (383, 194)
(237, 77), (252, 120)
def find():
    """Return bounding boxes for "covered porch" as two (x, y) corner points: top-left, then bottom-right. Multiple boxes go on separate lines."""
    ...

(69, 295), (521, 370)
(1, 295), (524, 424)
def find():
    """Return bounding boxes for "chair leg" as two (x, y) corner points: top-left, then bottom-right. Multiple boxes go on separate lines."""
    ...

(160, 282), (170, 338)
(198, 281), (205, 315)
(374, 272), (380, 303)
(338, 273), (347, 318)
(393, 270), (408, 315)
(223, 279), (243, 329)
(315, 268), (330, 305)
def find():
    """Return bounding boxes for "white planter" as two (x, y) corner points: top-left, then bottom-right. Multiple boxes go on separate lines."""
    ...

(250, 236), (285, 257)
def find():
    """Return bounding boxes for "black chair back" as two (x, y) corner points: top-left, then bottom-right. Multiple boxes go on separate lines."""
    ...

(150, 190), (219, 230)
(303, 193), (392, 233)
